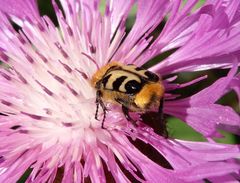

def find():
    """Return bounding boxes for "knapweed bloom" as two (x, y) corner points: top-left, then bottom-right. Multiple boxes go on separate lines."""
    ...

(0, 0), (240, 182)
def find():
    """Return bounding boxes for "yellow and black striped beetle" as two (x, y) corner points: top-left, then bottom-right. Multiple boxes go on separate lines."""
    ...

(91, 62), (165, 129)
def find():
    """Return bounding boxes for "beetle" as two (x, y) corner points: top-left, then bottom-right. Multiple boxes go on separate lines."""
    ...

(91, 62), (165, 129)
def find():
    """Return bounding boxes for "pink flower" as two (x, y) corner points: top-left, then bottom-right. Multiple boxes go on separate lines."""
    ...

(0, 0), (239, 182)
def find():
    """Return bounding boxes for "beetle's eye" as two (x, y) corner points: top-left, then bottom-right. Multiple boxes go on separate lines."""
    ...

(125, 80), (142, 94)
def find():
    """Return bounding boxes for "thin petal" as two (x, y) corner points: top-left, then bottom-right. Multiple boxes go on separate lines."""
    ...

(176, 162), (240, 182)
(150, 1), (240, 74)
(165, 66), (240, 136)
(136, 129), (240, 181)
(109, 0), (134, 37)
(0, 0), (40, 23)
(113, 0), (171, 64)
(229, 75), (240, 107)
(137, 0), (202, 66)
(208, 173), (240, 183)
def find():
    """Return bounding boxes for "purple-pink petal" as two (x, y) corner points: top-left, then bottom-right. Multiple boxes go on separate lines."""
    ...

(176, 162), (240, 182)
(150, 1), (240, 75)
(0, 0), (239, 182)
(137, 0), (203, 66)
(229, 75), (240, 107)
(208, 173), (240, 183)
(0, 0), (40, 22)
(165, 103), (239, 137)
(113, 0), (171, 65)
(108, 0), (135, 37)
(136, 129), (240, 181)
(164, 65), (240, 136)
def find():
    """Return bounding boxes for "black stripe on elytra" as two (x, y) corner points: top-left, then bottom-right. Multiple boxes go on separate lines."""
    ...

(102, 74), (112, 88)
(119, 67), (159, 82)
(105, 65), (121, 75)
(125, 79), (143, 94)
(112, 76), (127, 91)
(135, 66), (145, 71)
(144, 71), (159, 82)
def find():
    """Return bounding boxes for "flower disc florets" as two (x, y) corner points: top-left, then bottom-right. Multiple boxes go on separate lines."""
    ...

(0, 0), (239, 182)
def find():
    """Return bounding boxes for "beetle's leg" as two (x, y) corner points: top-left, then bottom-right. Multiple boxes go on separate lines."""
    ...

(158, 97), (164, 123)
(158, 97), (168, 138)
(122, 105), (136, 126)
(95, 90), (101, 121)
(100, 101), (107, 129)
(115, 98), (136, 126)
(95, 102), (100, 120)
(95, 90), (107, 128)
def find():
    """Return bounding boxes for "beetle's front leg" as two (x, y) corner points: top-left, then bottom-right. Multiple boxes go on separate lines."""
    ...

(95, 90), (107, 128)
